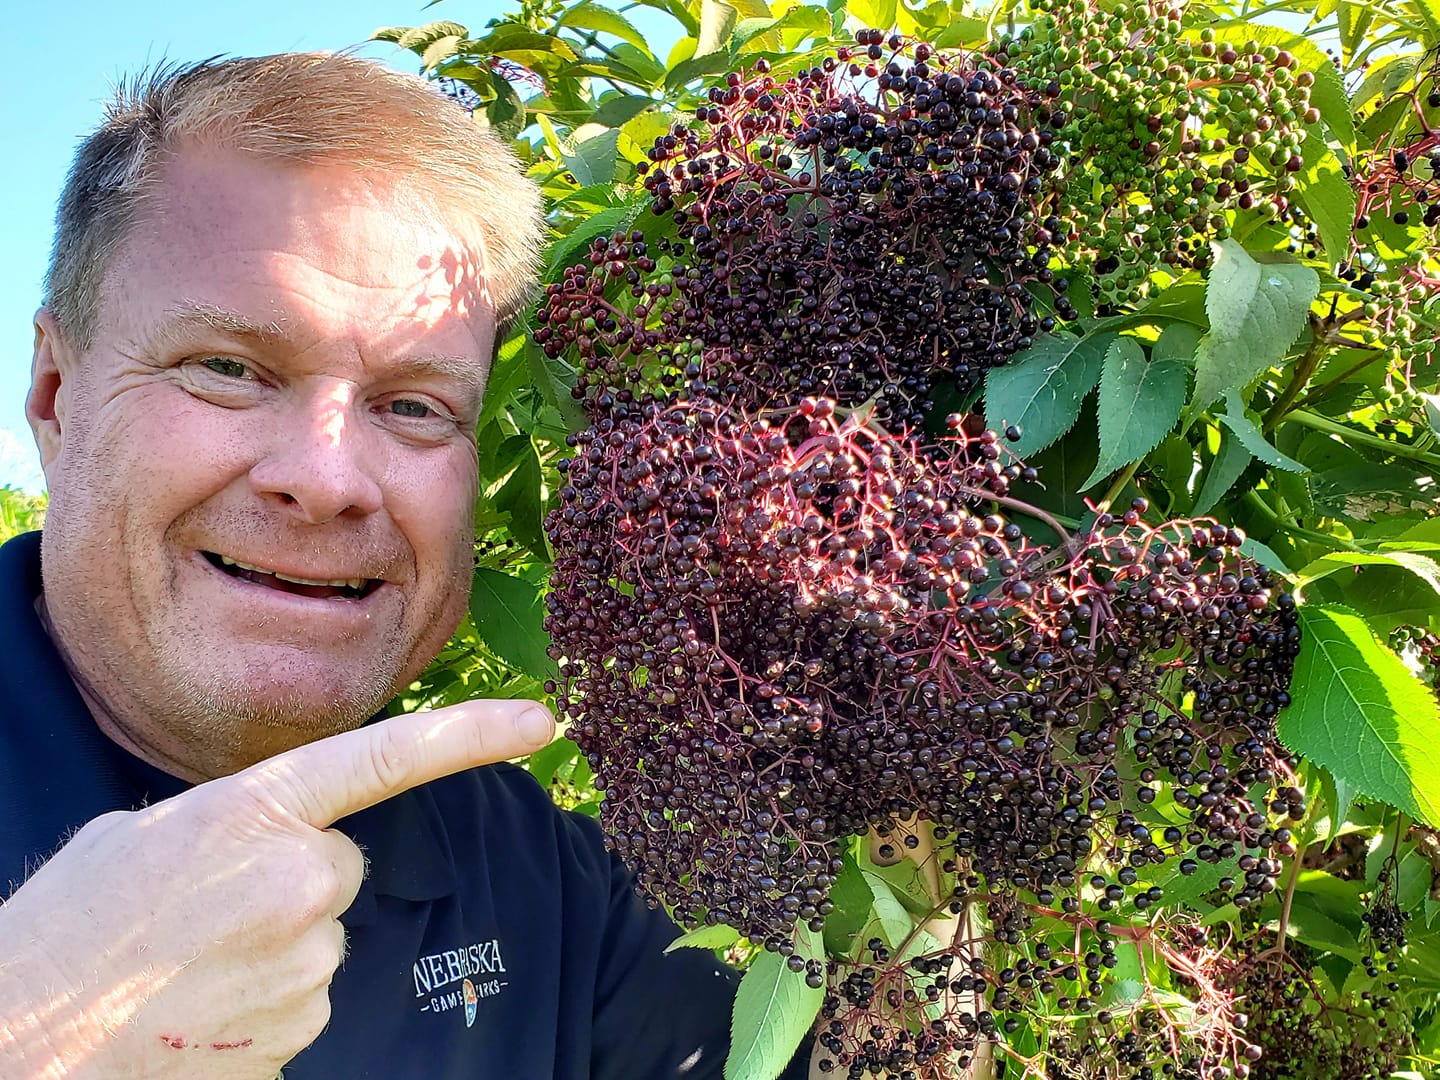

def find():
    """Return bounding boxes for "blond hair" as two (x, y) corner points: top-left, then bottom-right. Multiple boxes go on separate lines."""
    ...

(45, 52), (543, 348)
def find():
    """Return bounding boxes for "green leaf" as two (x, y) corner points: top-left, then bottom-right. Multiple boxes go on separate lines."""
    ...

(557, 2), (654, 54)
(932, 16), (990, 46)
(849, 0), (898, 30)
(1150, 850), (1233, 906)
(1297, 550), (1440, 600)
(1338, 562), (1440, 636)
(591, 93), (659, 127)
(823, 844), (874, 956)
(984, 331), (1111, 456)
(697, 0), (740, 55)
(1339, 0), (1371, 62)
(864, 869), (916, 945)
(863, 871), (942, 960)
(492, 436), (550, 560)
(1295, 134), (1358, 268)
(479, 326), (533, 431)
(1353, 53), (1422, 112)
(862, 854), (936, 916)
(395, 19), (470, 51)
(1309, 54), (1357, 150)
(525, 734), (580, 788)
(1129, 277), (1208, 327)
(665, 47), (736, 89)
(1188, 240), (1319, 416)
(1218, 391), (1308, 473)
(561, 123), (620, 187)
(421, 34), (464, 71)
(1422, 392), (1440, 438)
(665, 923), (742, 953)
(732, 7), (830, 49)
(1192, 429), (1251, 515)
(553, 182), (628, 216)
(1287, 893), (1362, 959)
(1304, 761), (1355, 846)
(555, 45), (668, 88)
(543, 202), (640, 283)
(1081, 329), (1191, 489)
(1387, 515), (1440, 548)
(1239, 537), (1291, 574)
(725, 926), (825, 1080)
(484, 70), (527, 141)
(620, 109), (675, 156)
(477, 23), (579, 60)
(1415, 0), (1440, 44)
(632, 0), (700, 35)
(526, 335), (588, 433)
(1277, 605), (1440, 827)
(1101, 940), (1146, 1008)
(469, 567), (558, 680)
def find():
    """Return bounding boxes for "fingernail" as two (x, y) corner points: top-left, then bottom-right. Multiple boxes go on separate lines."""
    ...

(517, 707), (555, 748)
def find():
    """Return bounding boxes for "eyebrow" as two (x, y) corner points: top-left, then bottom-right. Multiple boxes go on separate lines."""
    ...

(141, 301), (489, 399)
(142, 301), (284, 355)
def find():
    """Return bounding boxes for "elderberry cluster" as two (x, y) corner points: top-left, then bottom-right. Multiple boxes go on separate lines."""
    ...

(540, 34), (1305, 1080)
(536, 37), (1074, 421)
(997, 0), (1320, 304)
(1222, 934), (1411, 1080)
(1349, 50), (1440, 238)
(1333, 51), (1440, 379)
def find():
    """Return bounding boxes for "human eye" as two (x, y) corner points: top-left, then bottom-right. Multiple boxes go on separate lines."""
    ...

(389, 398), (435, 418)
(196, 356), (255, 380)
(377, 394), (465, 442)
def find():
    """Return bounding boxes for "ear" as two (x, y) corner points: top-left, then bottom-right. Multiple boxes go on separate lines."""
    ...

(28, 308), (79, 482)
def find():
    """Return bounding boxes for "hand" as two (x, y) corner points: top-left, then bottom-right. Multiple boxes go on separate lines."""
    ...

(0, 699), (555, 1080)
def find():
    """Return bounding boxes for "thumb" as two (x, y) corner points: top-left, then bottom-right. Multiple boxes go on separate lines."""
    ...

(232, 699), (556, 828)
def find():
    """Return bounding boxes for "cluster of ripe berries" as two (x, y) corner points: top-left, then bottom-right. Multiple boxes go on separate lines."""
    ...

(541, 33), (1305, 1080)
(536, 34), (1075, 425)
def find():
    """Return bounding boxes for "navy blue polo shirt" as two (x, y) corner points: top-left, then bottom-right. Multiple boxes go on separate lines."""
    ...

(0, 530), (789, 1079)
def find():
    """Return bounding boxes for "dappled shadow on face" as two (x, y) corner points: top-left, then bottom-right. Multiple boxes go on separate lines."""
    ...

(404, 236), (496, 352)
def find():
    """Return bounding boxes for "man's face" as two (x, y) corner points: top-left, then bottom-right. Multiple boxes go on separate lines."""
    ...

(31, 148), (495, 777)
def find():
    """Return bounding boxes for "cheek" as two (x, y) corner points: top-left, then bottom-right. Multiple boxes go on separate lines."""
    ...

(91, 390), (253, 508)
(47, 392), (191, 538)
(387, 446), (478, 573)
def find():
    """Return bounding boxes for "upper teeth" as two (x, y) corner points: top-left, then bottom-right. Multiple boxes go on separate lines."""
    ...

(218, 555), (368, 592)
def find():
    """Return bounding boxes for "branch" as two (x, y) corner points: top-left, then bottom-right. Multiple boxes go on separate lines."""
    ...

(1284, 409), (1440, 468)
(1263, 312), (1329, 433)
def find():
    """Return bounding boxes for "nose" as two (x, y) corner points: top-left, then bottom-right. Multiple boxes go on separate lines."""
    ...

(248, 382), (384, 524)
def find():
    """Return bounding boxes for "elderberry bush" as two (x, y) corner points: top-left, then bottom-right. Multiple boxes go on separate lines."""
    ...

(540, 34), (1306, 1080)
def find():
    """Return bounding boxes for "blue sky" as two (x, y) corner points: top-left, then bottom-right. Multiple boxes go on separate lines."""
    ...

(0, 0), (480, 492)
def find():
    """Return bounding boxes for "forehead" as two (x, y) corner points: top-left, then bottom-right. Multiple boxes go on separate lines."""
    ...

(99, 148), (496, 362)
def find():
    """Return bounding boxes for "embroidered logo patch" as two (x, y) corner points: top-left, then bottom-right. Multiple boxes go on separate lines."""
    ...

(413, 938), (508, 1025)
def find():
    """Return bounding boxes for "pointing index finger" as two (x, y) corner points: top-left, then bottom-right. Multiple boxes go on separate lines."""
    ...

(236, 700), (556, 828)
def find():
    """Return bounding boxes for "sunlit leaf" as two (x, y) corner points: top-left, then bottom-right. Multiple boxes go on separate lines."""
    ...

(1278, 605), (1440, 827)
(1188, 240), (1319, 416)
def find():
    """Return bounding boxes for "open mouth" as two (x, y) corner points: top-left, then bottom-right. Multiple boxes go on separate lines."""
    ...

(202, 551), (382, 601)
